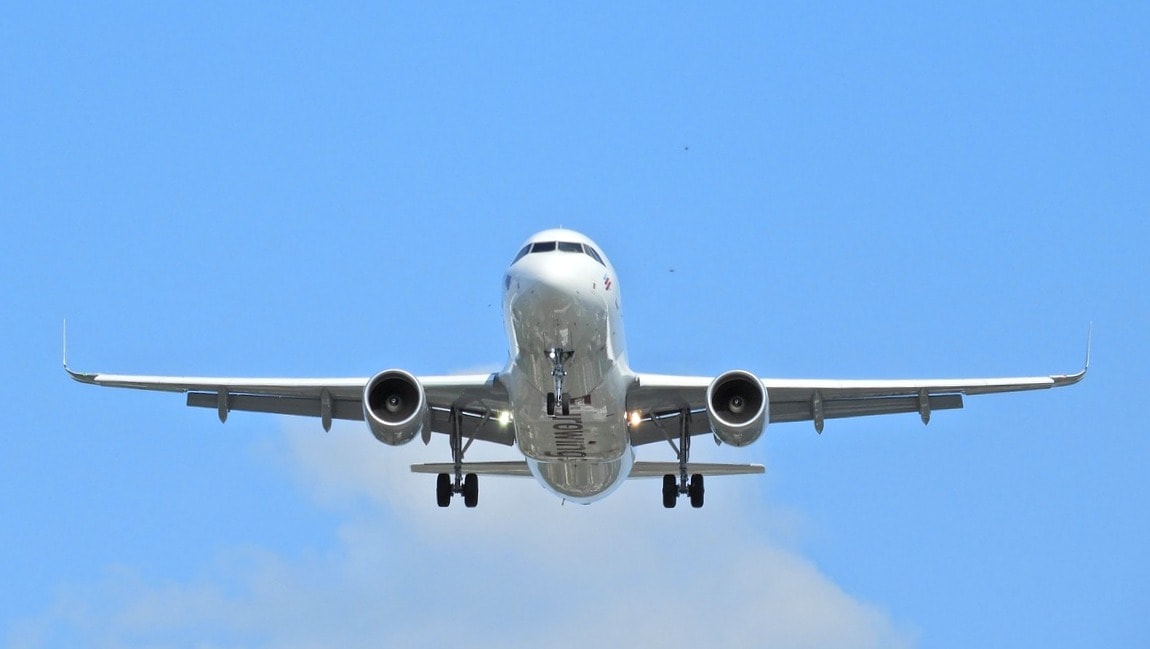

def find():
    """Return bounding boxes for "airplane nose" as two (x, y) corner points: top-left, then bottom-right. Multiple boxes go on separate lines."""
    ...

(512, 253), (602, 304)
(532, 255), (588, 293)
(506, 252), (610, 351)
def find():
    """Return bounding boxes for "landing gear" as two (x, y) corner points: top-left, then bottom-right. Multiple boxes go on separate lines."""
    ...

(688, 474), (704, 509)
(463, 473), (479, 508)
(436, 407), (480, 508)
(662, 475), (678, 508)
(545, 348), (573, 417)
(436, 471), (479, 508)
(436, 473), (452, 508)
(660, 408), (705, 509)
(547, 391), (571, 416)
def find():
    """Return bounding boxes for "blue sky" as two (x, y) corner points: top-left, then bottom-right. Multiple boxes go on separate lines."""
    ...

(2, 3), (1146, 647)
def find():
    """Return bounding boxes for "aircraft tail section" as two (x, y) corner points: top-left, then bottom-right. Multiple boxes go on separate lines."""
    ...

(629, 462), (764, 477)
(411, 462), (532, 477)
(411, 461), (764, 478)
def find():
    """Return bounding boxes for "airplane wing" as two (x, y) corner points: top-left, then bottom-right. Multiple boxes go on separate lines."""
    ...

(627, 361), (1088, 445)
(65, 366), (516, 445)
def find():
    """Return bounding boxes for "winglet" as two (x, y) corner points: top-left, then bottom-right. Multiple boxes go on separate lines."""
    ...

(1051, 323), (1091, 388)
(1084, 322), (1093, 371)
(63, 320), (97, 384)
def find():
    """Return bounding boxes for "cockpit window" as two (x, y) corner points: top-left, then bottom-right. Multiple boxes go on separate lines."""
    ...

(518, 240), (606, 266)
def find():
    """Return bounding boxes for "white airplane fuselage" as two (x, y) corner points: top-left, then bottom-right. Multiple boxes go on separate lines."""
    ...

(501, 229), (635, 503)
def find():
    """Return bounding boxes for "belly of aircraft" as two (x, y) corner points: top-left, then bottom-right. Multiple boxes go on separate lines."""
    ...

(509, 381), (634, 502)
(504, 254), (633, 499)
(507, 277), (615, 399)
(509, 380), (628, 459)
(527, 449), (634, 504)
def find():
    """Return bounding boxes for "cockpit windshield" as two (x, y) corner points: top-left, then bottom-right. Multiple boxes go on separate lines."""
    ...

(512, 240), (606, 266)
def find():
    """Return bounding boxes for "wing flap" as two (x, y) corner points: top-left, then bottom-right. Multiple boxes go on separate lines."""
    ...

(187, 392), (365, 421)
(768, 393), (963, 423)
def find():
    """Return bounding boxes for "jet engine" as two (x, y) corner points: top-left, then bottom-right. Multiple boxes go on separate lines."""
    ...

(706, 370), (768, 447)
(363, 369), (428, 446)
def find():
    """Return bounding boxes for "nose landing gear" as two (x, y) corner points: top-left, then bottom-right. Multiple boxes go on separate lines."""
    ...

(545, 348), (573, 417)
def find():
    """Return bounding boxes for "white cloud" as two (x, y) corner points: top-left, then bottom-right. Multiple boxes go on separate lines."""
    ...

(12, 420), (915, 649)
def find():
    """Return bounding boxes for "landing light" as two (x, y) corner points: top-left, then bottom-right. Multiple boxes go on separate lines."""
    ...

(628, 410), (642, 427)
(498, 411), (513, 426)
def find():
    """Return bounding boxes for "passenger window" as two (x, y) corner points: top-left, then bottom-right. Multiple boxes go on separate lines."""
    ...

(512, 244), (531, 264)
(557, 241), (583, 253)
(531, 241), (557, 253)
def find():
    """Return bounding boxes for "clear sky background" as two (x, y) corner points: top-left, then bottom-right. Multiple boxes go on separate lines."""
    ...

(2, 3), (1146, 648)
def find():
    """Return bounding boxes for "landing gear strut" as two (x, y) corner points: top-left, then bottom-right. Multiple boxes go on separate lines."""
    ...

(545, 348), (573, 417)
(660, 408), (704, 509)
(436, 407), (479, 508)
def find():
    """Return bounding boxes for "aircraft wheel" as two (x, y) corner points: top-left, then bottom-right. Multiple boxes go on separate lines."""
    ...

(662, 474), (678, 509)
(546, 392), (556, 416)
(561, 393), (571, 416)
(689, 473), (704, 509)
(436, 473), (452, 508)
(463, 473), (479, 508)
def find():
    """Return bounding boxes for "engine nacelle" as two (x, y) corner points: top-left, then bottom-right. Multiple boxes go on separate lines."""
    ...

(706, 370), (768, 447)
(363, 369), (428, 446)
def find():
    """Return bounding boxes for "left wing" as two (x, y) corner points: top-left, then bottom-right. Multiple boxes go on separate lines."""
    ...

(627, 362), (1087, 445)
(66, 366), (515, 445)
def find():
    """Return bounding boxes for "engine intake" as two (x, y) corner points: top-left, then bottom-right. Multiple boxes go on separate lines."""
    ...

(363, 369), (427, 446)
(706, 370), (768, 447)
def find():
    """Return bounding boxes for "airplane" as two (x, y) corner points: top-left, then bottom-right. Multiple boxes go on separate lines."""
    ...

(67, 228), (1088, 508)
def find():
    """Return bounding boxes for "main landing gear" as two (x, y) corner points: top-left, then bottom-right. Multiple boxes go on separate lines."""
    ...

(545, 347), (573, 417)
(657, 408), (704, 509)
(436, 407), (479, 508)
(662, 473), (704, 509)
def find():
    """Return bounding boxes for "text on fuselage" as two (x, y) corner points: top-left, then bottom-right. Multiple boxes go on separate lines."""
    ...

(552, 412), (587, 458)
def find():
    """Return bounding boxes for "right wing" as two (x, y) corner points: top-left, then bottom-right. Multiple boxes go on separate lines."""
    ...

(627, 360), (1087, 444)
(66, 366), (516, 445)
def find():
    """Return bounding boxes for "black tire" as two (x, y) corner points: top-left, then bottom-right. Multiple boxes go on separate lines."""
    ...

(546, 392), (556, 416)
(463, 473), (479, 508)
(662, 474), (678, 509)
(436, 473), (452, 508)
(561, 393), (570, 416)
(689, 473), (705, 509)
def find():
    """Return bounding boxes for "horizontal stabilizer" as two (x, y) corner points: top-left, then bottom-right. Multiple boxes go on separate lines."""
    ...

(411, 462), (532, 477)
(629, 462), (765, 477)
(411, 461), (765, 478)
